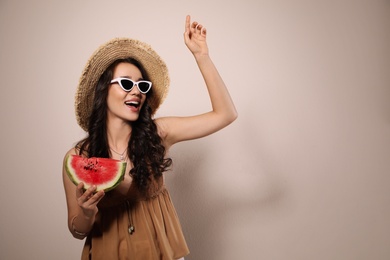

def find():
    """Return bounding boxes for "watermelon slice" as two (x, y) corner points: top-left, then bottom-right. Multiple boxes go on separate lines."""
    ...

(65, 154), (126, 192)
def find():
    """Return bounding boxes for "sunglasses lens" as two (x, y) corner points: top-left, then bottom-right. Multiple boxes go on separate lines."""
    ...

(121, 79), (134, 91)
(138, 82), (151, 93)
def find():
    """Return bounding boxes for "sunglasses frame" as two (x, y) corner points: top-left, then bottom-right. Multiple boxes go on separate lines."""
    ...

(110, 77), (152, 94)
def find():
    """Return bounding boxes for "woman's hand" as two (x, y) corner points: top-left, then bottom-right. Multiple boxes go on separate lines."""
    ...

(63, 149), (106, 239)
(184, 15), (209, 57)
(76, 183), (105, 219)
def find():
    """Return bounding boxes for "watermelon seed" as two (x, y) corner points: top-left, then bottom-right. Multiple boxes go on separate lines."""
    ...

(84, 163), (97, 171)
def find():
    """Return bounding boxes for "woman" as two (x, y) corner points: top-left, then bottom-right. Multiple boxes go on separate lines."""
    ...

(63, 15), (237, 260)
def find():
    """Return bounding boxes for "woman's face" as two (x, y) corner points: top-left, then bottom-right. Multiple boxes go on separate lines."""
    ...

(107, 62), (148, 124)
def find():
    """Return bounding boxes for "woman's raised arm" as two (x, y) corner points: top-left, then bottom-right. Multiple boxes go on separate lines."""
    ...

(156, 15), (238, 147)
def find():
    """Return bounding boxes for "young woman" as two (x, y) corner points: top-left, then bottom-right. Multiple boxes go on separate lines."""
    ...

(63, 15), (237, 260)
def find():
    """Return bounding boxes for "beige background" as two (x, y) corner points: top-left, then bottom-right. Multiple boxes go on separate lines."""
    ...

(1, 0), (389, 259)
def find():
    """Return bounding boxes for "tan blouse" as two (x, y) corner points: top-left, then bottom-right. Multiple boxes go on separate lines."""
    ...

(81, 176), (189, 260)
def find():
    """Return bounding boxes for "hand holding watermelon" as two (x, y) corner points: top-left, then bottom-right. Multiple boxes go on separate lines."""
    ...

(76, 182), (105, 219)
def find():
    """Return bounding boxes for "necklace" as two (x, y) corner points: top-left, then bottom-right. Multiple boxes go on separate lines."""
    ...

(126, 200), (135, 235)
(110, 147), (127, 161)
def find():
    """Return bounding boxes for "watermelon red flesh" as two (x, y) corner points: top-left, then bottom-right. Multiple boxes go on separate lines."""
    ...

(65, 155), (126, 192)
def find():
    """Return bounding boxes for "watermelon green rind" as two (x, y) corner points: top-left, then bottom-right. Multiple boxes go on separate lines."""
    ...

(65, 154), (126, 192)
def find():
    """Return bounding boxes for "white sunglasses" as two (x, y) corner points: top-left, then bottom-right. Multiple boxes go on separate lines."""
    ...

(110, 77), (152, 94)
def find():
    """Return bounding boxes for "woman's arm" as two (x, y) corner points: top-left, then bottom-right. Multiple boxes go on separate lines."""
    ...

(62, 148), (105, 239)
(156, 15), (238, 148)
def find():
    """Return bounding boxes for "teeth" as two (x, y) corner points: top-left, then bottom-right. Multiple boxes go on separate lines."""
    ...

(125, 101), (139, 107)
(125, 101), (139, 105)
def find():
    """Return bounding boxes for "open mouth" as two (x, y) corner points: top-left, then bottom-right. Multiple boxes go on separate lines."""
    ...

(125, 101), (140, 108)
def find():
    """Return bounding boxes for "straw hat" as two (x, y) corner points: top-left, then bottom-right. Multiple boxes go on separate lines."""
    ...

(75, 38), (170, 131)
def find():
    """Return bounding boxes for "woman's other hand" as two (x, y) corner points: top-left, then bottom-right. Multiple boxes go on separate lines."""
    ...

(184, 15), (209, 57)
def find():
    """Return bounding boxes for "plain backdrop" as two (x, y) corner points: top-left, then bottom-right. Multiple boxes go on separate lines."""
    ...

(0, 0), (389, 259)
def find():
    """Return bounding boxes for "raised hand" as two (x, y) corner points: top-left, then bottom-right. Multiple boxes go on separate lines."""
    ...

(184, 15), (209, 57)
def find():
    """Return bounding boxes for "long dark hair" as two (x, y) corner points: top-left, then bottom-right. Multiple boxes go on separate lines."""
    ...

(76, 57), (172, 192)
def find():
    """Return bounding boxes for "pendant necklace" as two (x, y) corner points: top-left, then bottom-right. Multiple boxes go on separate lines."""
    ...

(126, 200), (135, 235)
(110, 147), (127, 161)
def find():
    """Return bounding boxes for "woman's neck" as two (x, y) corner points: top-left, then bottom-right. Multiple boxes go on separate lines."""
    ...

(106, 119), (132, 151)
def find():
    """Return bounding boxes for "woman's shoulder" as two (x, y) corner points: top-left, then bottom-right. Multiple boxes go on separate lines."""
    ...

(63, 145), (86, 161)
(63, 147), (78, 163)
(63, 139), (89, 158)
(65, 147), (77, 156)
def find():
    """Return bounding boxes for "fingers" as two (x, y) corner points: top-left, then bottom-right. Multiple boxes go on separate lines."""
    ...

(75, 182), (85, 199)
(89, 190), (105, 204)
(191, 21), (206, 36)
(185, 15), (191, 34)
(184, 15), (192, 43)
(76, 183), (104, 207)
(184, 15), (207, 39)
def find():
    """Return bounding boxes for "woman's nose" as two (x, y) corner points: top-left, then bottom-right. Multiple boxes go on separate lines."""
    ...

(130, 84), (141, 95)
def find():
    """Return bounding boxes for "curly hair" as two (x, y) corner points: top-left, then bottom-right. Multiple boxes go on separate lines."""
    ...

(76, 57), (172, 192)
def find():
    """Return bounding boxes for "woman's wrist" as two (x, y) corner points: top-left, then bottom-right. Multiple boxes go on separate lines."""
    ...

(71, 214), (94, 237)
(193, 52), (209, 60)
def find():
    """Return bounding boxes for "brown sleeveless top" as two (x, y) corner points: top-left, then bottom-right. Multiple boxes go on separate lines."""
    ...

(81, 176), (189, 260)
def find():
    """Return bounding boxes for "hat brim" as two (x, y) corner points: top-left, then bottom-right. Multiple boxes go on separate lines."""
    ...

(75, 38), (169, 131)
